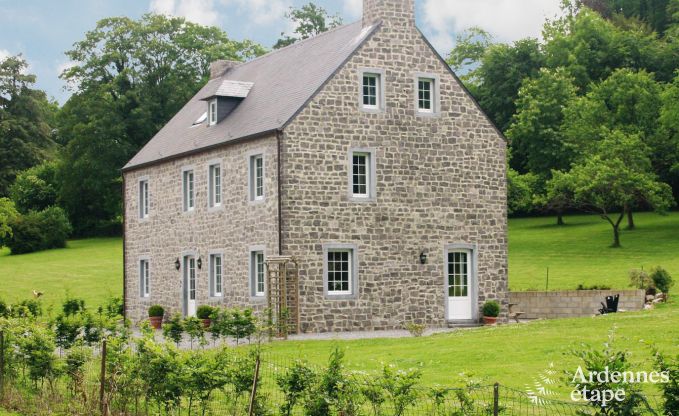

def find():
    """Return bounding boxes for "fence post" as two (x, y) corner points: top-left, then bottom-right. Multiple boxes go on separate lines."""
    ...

(248, 355), (261, 416)
(493, 382), (499, 416)
(0, 330), (4, 398)
(99, 339), (107, 415)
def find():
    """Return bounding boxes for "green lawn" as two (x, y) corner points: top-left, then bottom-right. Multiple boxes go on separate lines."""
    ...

(0, 212), (678, 308)
(0, 237), (122, 310)
(509, 211), (679, 291)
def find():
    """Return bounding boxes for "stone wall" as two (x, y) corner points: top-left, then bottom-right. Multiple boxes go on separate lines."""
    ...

(123, 134), (279, 323)
(509, 290), (646, 319)
(281, 13), (508, 332)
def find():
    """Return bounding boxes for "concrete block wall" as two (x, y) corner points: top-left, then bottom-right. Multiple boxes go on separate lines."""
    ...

(509, 290), (645, 319)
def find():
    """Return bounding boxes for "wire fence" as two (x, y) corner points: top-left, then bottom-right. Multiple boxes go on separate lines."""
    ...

(0, 330), (666, 416)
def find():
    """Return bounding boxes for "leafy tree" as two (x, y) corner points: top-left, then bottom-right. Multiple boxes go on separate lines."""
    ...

(6, 206), (72, 254)
(539, 170), (578, 225)
(507, 68), (578, 175)
(555, 130), (673, 247)
(658, 71), (679, 199)
(446, 27), (494, 84)
(507, 169), (540, 215)
(0, 55), (58, 196)
(9, 161), (59, 213)
(57, 14), (265, 236)
(274, 3), (342, 49)
(0, 197), (19, 245)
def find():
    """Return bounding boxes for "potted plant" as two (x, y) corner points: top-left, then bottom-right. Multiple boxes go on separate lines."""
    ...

(197, 305), (214, 329)
(148, 305), (164, 329)
(482, 300), (500, 325)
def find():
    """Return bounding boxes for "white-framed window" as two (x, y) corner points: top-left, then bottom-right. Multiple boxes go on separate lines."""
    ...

(139, 179), (149, 219)
(182, 169), (195, 212)
(352, 153), (370, 197)
(418, 78), (434, 112)
(209, 99), (217, 126)
(139, 259), (150, 298)
(208, 163), (222, 208)
(249, 154), (264, 202)
(362, 74), (379, 108)
(210, 253), (223, 297)
(348, 148), (376, 201)
(327, 249), (352, 295)
(250, 250), (265, 297)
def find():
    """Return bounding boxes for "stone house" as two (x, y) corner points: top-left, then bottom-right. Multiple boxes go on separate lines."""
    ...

(122, 0), (508, 332)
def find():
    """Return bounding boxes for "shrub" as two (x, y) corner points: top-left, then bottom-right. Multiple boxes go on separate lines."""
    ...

(629, 268), (653, 290)
(6, 206), (72, 254)
(576, 284), (612, 290)
(482, 300), (500, 317)
(62, 296), (85, 316)
(0, 197), (19, 246)
(148, 305), (164, 317)
(163, 313), (184, 346)
(222, 308), (257, 345)
(183, 316), (205, 349)
(12, 299), (42, 318)
(650, 267), (674, 294)
(0, 298), (9, 317)
(196, 305), (214, 320)
(9, 161), (59, 213)
(104, 296), (124, 318)
(277, 361), (318, 416)
(652, 346), (679, 415)
(404, 322), (426, 337)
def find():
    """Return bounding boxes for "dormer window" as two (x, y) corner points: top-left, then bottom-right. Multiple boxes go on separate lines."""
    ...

(208, 99), (217, 126)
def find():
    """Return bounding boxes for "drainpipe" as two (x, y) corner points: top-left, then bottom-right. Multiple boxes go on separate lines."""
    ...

(121, 172), (127, 320)
(276, 129), (283, 256)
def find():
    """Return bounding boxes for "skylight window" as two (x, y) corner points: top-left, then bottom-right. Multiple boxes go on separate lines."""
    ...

(193, 112), (207, 126)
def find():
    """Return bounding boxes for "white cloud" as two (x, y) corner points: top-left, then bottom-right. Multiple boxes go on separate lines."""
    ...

(0, 49), (10, 61)
(343, 0), (362, 20)
(149, 0), (220, 26)
(56, 60), (76, 76)
(422, 0), (563, 52)
(224, 0), (290, 25)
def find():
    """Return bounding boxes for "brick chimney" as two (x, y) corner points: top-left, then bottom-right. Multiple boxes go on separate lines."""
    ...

(209, 60), (240, 79)
(363, 0), (415, 27)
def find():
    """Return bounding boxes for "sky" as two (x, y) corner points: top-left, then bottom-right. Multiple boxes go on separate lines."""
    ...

(0, 0), (563, 104)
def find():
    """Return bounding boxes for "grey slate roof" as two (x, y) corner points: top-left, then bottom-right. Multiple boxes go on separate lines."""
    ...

(124, 21), (380, 171)
(201, 80), (255, 100)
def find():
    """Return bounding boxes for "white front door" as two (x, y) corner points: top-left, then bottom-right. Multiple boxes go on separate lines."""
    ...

(184, 256), (197, 317)
(447, 250), (473, 320)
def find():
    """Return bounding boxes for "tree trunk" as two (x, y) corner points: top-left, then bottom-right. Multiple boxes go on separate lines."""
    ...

(557, 213), (565, 226)
(627, 209), (635, 230)
(612, 224), (621, 248)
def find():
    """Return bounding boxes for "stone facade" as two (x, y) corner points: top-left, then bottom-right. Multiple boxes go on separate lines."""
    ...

(123, 0), (508, 331)
(509, 290), (645, 319)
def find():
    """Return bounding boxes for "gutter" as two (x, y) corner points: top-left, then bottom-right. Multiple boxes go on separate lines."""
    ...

(276, 129), (283, 256)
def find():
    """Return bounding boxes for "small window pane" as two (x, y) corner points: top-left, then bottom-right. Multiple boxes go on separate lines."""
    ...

(139, 180), (149, 219)
(250, 155), (264, 201)
(140, 260), (150, 297)
(327, 250), (351, 295)
(209, 165), (221, 207)
(252, 251), (265, 296)
(183, 170), (194, 211)
(352, 153), (369, 197)
(211, 254), (223, 296)
(418, 79), (433, 111)
(362, 74), (379, 107)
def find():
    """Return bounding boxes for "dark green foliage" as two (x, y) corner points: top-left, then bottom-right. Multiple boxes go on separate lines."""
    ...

(9, 161), (59, 213)
(57, 14), (265, 236)
(650, 266), (674, 293)
(54, 313), (83, 349)
(0, 298), (8, 317)
(104, 296), (124, 318)
(62, 296), (85, 316)
(0, 197), (19, 246)
(274, 3), (342, 49)
(6, 206), (72, 254)
(507, 169), (540, 215)
(576, 284), (613, 290)
(148, 304), (164, 317)
(183, 316), (205, 348)
(652, 346), (679, 415)
(481, 301), (500, 317)
(12, 298), (42, 318)
(196, 305), (214, 320)
(163, 313), (184, 346)
(0, 55), (58, 197)
(228, 308), (257, 345)
(276, 361), (318, 415)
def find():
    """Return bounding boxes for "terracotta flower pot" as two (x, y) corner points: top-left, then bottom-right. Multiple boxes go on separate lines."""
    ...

(483, 316), (498, 325)
(149, 316), (163, 330)
(201, 318), (212, 329)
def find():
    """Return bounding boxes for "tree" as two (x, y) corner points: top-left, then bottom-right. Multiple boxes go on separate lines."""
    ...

(658, 71), (679, 201)
(57, 14), (265, 236)
(274, 3), (342, 49)
(9, 161), (59, 213)
(0, 55), (58, 196)
(507, 68), (578, 175)
(555, 130), (673, 247)
(507, 169), (540, 215)
(0, 197), (19, 246)
(538, 170), (578, 226)
(446, 27), (494, 84)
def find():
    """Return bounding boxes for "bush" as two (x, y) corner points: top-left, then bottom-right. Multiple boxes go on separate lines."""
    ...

(482, 301), (500, 317)
(6, 206), (72, 254)
(650, 267), (674, 294)
(404, 322), (426, 337)
(62, 296), (85, 316)
(12, 299), (43, 318)
(196, 305), (214, 320)
(148, 305), (164, 317)
(104, 296), (124, 318)
(652, 347), (679, 415)
(0, 197), (19, 246)
(9, 161), (59, 213)
(163, 313), (184, 346)
(576, 284), (612, 290)
(0, 298), (9, 317)
(629, 268), (653, 290)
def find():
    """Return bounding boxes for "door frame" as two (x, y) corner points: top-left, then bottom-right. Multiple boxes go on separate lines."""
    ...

(181, 250), (198, 317)
(443, 243), (479, 322)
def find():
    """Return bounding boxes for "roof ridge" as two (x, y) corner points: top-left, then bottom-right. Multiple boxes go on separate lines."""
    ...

(220, 20), (364, 74)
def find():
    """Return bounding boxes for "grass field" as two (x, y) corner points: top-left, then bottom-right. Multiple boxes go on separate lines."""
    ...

(509, 212), (679, 291)
(0, 212), (678, 308)
(0, 237), (122, 309)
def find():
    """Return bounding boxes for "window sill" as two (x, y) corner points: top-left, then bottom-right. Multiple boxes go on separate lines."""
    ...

(207, 205), (225, 213)
(348, 195), (376, 203)
(209, 295), (224, 301)
(324, 293), (357, 301)
(415, 110), (441, 118)
(249, 295), (267, 302)
(248, 198), (266, 206)
(359, 106), (385, 114)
